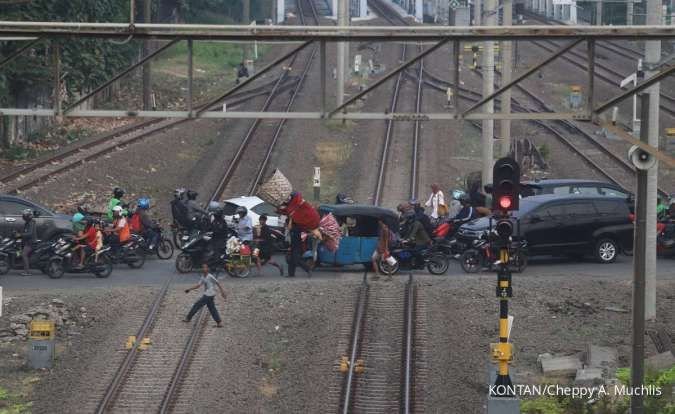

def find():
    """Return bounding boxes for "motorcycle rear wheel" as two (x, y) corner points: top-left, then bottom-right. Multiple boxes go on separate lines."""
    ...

(175, 253), (193, 273)
(126, 252), (146, 269)
(47, 259), (64, 279)
(0, 257), (10, 275)
(93, 255), (113, 278)
(426, 254), (450, 275)
(156, 239), (174, 260)
(510, 252), (528, 273)
(460, 249), (481, 273)
(378, 258), (400, 275)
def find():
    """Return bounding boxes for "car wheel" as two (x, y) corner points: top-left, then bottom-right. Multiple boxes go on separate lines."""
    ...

(510, 252), (528, 273)
(460, 249), (481, 273)
(595, 238), (618, 263)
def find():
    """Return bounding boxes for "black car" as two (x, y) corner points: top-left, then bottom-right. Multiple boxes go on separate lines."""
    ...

(0, 195), (73, 241)
(521, 179), (631, 199)
(456, 194), (634, 263)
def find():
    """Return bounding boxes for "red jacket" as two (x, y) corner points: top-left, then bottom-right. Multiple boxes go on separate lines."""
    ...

(279, 192), (320, 231)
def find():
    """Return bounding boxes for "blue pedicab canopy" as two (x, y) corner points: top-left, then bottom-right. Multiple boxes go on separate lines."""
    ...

(318, 204), (400, 235)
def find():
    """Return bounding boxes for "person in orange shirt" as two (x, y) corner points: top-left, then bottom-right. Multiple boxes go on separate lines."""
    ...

(105, 205), (130, 257)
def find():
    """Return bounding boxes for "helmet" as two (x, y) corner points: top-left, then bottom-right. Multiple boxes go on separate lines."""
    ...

(113, 187), (125, 199)
(72, 212), (85, 223)
(336, 193), (354, 204)
(452, 189), (465, 200)
(174, 188), (186, 200)
(208, 201), (222, 211)
(137, 198), (150, 210)
(409, 198), (419, 206)
(112, 205), (123, 213)
(236, 206), (247, 216)
(22, 208), (33, 220)
(187, 190), (198, 200)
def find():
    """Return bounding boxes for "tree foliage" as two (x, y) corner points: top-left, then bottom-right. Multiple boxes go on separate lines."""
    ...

(0, 0), (137, 105)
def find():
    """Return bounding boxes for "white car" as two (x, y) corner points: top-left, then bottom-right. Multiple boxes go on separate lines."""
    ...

(222, 196), (285, 230)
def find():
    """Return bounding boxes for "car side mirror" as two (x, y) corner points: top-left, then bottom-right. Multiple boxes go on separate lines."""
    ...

(33, 210), (40, 218)
(529, 214), (542, 223)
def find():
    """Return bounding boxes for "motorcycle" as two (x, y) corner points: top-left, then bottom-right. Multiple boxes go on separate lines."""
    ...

(460, 234), (528, 274)
(0, 236), (54, 275)
(138, 227), (174, 260)
(175, 231), (227, 274)
(46, 236), (113, 279)
(171, 221), (190, 249)
(109, 234), (146, 269)
(377, 242), (450, 275)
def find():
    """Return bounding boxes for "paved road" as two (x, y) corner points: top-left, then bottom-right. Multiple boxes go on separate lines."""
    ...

(0, 254), (672, 292)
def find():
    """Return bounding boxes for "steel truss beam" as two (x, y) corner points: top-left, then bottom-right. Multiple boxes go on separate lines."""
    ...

(0, 37), (42, 68)
(0, 108), (589, 120)
(1, 22), (675, 41)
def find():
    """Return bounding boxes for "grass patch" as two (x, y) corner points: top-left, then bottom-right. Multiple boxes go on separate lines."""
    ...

(324, 119), (356, 132)
(0, 386), (32, 414)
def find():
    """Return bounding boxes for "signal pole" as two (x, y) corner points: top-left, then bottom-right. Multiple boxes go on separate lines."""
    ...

(142, 0), (152, 110)
(487, 157), (520, 414)
(337, 0), (349, 106)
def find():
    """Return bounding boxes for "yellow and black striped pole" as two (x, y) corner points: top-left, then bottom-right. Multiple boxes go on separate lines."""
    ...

(493, 243), (513, 391)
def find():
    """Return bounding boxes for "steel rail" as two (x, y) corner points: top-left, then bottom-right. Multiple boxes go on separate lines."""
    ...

(247, 0), (321, 195)
(210, 0), (319, 201)
(0, 75), (299, 188)
(340, 272), (369, 414)
(402, 273), (415, 414)
(95, 277), (174, 414)
(158, 305), (208, 414)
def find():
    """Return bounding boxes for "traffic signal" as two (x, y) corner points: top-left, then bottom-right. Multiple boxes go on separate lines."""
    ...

(492, 157), (520, 213)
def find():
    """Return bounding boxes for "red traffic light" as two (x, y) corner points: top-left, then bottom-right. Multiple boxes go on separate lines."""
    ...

(499, 196), (512, 210)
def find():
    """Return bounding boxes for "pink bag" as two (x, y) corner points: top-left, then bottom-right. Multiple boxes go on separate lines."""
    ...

(319, 213), (341, 252)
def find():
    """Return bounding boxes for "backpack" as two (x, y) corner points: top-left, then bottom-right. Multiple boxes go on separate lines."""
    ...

(129, 212), (143, 233)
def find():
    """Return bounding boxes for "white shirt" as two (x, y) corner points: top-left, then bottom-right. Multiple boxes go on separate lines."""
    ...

(425, 191), (445, 219)
(237, 215), (253, 241)
(199, 273), (218, 297)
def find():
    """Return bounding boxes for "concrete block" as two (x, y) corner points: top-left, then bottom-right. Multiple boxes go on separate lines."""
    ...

(575, 368), (605, 385)
(645, 352), (675, 372)
(540, 355), (582, 377)
(586, 345), (618, 372)
(487, 397), (520, 414)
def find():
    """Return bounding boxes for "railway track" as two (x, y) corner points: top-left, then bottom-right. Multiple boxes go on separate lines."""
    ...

(369, 0), (423, 205)
(523, 12), (675, 117)
(0, 60), (301, 194)
(338, 273), (423, 413)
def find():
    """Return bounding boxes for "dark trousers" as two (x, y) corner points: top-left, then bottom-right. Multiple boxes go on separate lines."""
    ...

(143, 229), (160, 248)
(288, 229), (310, 277)
(186, 295), (221, 323)
(22, 244), (32, 272)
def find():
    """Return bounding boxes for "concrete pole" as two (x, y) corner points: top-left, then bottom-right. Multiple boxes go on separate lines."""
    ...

(626, 1), (634, 25)
(482, 0), (496, 187)
(337, 0), (349, 106)
(643, 0), (661, 321)
(501, 0), (513, 157)
(415, 0), (423, 22)
(242, 0), (250, 60)
(474, 0), (482, 25)
(570, 1), (577, 23)
(142, 0), (152, 110)
(277, 0), (285, 23)
(596, 1), (602, 25)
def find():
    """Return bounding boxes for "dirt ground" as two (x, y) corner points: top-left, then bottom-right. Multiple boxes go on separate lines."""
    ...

(1, 276), (672, 413)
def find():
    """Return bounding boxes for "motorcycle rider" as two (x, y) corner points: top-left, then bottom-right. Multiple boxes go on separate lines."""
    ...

(171, 188), (189, 228)
(72, 218), (98, 268)
(254, 214), (284, 276)
(137, 197), (160, 250)
(401, 210), (431, 249)
(411, 199), (434, 237)
(235, 206), (253, 243)
(335, 193), (355, 204)
(453, 194), (477, 224)
(18, 209), (37, 276)
(186, 190), (208, 233)
(105, 205), (131, 257)
(107, 187), (126, 221)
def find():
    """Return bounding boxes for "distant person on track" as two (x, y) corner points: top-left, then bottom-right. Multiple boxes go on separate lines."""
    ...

(254, 214), (284, 276)
(183, 263), (226, 328)
(18, 209), (37, 276)
(235, 61), (249, 85)
(424, 184), (445, 220)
